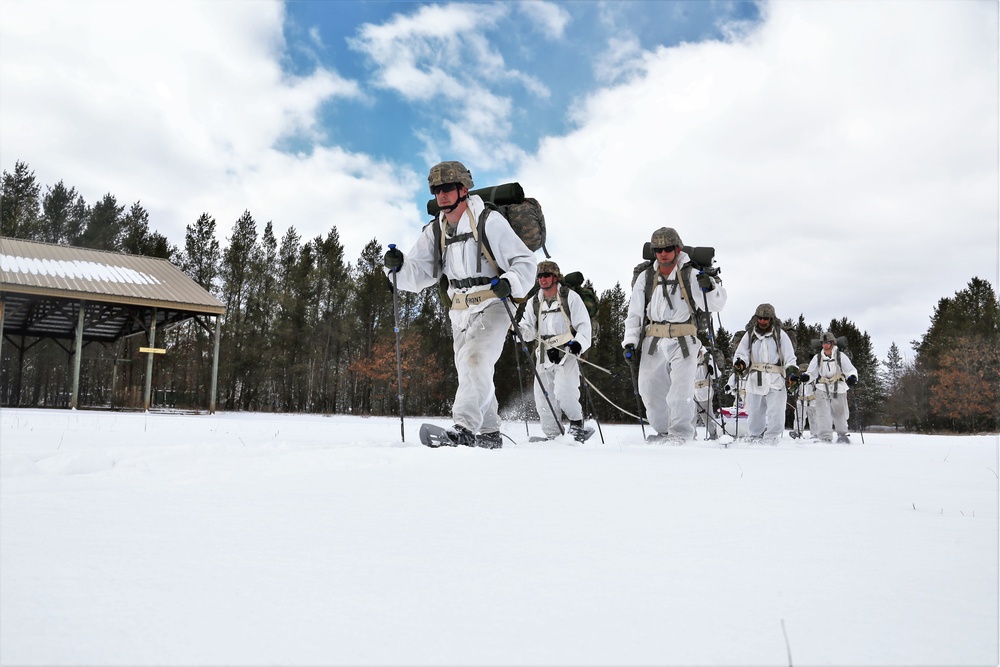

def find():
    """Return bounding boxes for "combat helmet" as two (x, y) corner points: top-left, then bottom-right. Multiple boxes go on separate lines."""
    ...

(537, 260), (561, 280)
(820, 331), (836, 344)
(755, 303), (776, 319)
(427, 161), (474, 193)
(650, 227), (683, 249)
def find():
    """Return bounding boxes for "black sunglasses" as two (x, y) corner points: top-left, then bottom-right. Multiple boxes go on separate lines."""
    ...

(431, 183), (460, 195)
(653, 245), (678, 254)
(537, 272), (556, 279)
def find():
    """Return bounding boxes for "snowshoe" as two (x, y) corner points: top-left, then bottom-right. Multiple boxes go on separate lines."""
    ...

(528, 435), (555, 443)
(418, 423), (476, 448)
(646, 433), (685, 445)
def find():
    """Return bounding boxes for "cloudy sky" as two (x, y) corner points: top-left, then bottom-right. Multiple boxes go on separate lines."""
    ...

(2, 0), (997, 362)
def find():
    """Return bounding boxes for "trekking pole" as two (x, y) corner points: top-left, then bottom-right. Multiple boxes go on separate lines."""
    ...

(733, 373), (741, 440)
(578, 363), (604, 444)
(851, 388), (865, 444)
(539, 338), (614, 375)
(625, 353), (647, 439)
(510, 330), (530, 437)
(497, 290), (564, 436)
(388, 245), (405, 443)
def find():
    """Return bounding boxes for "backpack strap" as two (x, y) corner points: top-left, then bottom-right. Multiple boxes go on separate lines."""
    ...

(432, 206), (502, 278)
(557, 284), (577, 336)
(475, 203), (503, 275)
(642, 263), (697, 358)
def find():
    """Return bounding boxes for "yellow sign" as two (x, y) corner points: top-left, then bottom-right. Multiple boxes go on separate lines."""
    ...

(139, 347), (166, 354)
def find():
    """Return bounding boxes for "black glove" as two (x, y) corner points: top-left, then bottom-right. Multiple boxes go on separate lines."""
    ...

(733, 359), (747, 373)
(491, 277), (512, 299)
(546, 347), (562, 363)
(565, 340), (581, 355)
(846, 375), (857, 387)
(696, 272), (715, 292)
(798, 373), (810, 383)
(623, 344), (636, 362)
(383, 245), (404, 271)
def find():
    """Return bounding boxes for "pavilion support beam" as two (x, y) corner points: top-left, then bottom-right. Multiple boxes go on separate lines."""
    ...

(70, 300), (85, 409)
(143, 308), (157, 411)
(209, 315), (221, 414)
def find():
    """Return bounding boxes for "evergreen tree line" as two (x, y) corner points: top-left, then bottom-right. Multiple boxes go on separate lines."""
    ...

(3, 161), (997, 432)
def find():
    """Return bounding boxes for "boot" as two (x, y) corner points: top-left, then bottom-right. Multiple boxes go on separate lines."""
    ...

(446, 424), (476, 447)
(476, 431), (502, 449)
(837, 433), (851, 444)
(569, 420), (594, 443)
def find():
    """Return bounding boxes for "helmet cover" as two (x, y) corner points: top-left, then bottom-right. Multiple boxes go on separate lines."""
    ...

(650, 227), (683, 248)
(427, 161), (474, 192)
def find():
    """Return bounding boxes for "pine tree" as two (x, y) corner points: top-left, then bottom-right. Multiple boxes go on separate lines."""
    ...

(219, 210), (258, 409)
(881, 343), (905, 395)
(120, 201), (173, 259)
(349, 239), (394, 414)
(1, 161), (41, 239)
(81, 193), (124, 251)
(40, 180), (89, 245)
(181, 213), (221, 293)
(313, 227), (352, 413)
(912, 277), (1000, 431)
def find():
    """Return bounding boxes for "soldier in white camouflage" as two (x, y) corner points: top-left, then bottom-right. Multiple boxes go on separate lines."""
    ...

(732, 303), (799, 444)
(622, 227), (727, 444)
(518, 260), (594, 442)
(384, 161), (536, 448)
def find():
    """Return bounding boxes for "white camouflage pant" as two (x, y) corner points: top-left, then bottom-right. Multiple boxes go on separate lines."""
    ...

(533, 355), (584, 438)
(813, 392), (850, 440)
(450, 300), (510, 434)
(692, 396), (718, 438)
(637, 335), (697, 440)
(793, 397), (815, 434)
(745, 388), (787, 441)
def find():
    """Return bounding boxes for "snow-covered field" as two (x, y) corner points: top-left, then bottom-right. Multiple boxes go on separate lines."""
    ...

(1, 408), (997, 666)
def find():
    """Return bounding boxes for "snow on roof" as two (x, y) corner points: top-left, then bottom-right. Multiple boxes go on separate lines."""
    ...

(0, 237), (224, 314)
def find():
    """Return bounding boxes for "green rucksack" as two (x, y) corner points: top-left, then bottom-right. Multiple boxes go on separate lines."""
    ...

(517, 271), (600, 340)
(426, 182), (550, 259)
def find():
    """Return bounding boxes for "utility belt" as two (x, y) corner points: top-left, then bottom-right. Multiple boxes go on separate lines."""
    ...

(798, 394), (816, 402)
(749, 361), (785, 387)
(694, 379), (711, 389)
(645, 321), (698, 338)
(541, 332), (573, 348)
(816, 373), (846, 397)
(450, 276), (494, 289)
(644, 319), (698, 357)
(450, 289), (497, 310)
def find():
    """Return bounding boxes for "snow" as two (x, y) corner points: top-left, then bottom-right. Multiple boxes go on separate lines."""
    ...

(1, 408), (997, 666)
(0, 254), (160, 284)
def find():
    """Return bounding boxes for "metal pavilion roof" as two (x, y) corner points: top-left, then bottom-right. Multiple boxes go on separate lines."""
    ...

(1, 237), (225, 343)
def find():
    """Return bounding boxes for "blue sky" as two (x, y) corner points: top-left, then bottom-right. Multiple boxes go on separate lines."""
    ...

(1, 1), (997, 361)
(278, 1), (762, 175)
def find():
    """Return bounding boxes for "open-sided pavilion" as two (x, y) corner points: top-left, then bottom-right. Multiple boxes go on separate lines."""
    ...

(1, 237), (225, 412)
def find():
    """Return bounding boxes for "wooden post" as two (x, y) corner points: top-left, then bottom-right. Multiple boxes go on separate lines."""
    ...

(209, 315), (221, 414)
(70, 301), (85, 409)
(143, 308), (157, 411)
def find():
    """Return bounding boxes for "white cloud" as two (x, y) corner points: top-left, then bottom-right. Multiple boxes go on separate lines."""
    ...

(516, 1), (571, 40)
(517, 0), (998, 359)
(349, 2), (545, 170)
(0, 0), (408, 262)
